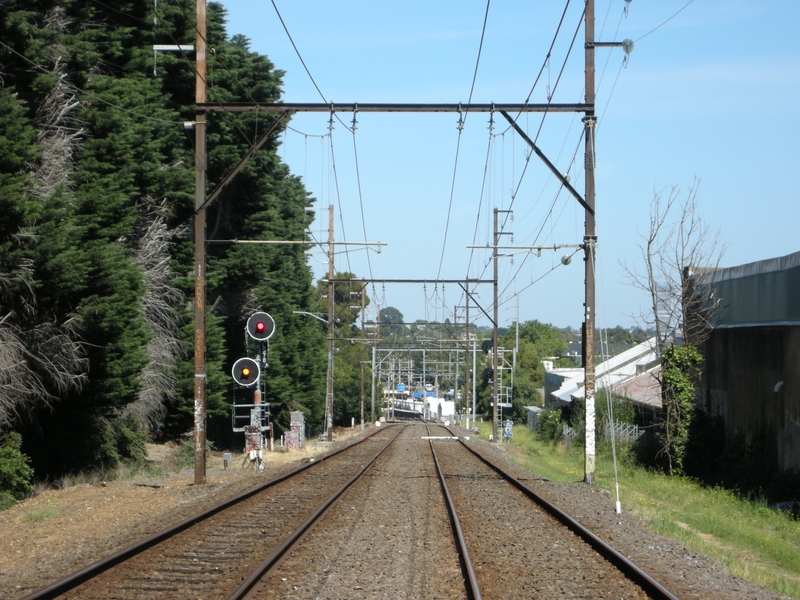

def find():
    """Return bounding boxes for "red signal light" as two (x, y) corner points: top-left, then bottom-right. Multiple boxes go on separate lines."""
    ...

(246, 312), (275, 341)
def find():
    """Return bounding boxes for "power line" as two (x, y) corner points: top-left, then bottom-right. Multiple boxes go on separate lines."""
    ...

(326, 124), (352, 273)
(269, 0), (327, 104)
(635, 0), (695, 42)
(0, 37), (185, 125)
(350, 121), (377, 291)
(436, 0), (492, 279)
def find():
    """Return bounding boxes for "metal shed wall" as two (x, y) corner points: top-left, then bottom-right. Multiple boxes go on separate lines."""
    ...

(703, 326), (800, 472)
(693, 251), (800, 473)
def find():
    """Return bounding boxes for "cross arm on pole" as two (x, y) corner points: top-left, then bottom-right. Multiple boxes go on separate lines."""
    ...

(197, 102), (590, 114)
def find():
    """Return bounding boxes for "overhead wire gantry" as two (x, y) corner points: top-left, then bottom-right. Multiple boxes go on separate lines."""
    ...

(191, 0), (626, 486)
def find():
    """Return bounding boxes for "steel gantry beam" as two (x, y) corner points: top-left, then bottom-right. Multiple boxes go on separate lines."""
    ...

(197, 102), (591, 114)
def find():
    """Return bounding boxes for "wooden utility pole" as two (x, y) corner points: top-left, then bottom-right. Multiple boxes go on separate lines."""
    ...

(583, 0), (598, 485)
(193, 0), (207, 486)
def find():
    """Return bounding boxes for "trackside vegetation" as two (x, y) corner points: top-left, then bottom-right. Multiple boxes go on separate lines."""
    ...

(477, 422), (800, 599)
(0, 1), (327, 481)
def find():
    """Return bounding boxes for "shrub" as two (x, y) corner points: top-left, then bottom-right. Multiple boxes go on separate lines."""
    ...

(538, 409), (563, 443)
(0, 432), (34, 509)
(173, 438), (214, 471)
(112, 415), (148, 465)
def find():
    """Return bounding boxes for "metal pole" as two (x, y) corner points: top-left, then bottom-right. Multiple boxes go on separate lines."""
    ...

(453, 305), (459, 425)
(583, 0), (598, 485)
(472, 340), (477, 428)
(465, 281), (471, 429)
(371, 304), (380, 423)
(326, 205), (335, 441)
(370, 344), (376, 423)
(492, 208), (499, 441)
(360, 279), (365, 430)
(423, 348), (427, 419)
(192, 0), (207, 486)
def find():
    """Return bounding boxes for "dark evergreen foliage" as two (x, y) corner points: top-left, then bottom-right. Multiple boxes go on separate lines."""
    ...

(0, 432), (34, 509)
(0, 1), (326, 476)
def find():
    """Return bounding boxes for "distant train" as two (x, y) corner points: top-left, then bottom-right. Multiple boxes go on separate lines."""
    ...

(382, 389), (455, 422)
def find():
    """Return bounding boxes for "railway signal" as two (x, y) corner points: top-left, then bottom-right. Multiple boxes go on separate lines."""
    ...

(246, 311), (275, 341)
(232, 357), (260, 387)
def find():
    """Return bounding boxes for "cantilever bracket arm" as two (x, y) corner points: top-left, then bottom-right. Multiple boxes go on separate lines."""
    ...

(457, 282), (495, 327)
(196, 110), (291, 213)
(499, 111), (594, 216)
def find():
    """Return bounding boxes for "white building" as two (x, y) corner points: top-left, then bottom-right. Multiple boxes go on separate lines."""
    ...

(545, 338), (662, 413)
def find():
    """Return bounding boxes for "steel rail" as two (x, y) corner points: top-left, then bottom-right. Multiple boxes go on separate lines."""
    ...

(21, 426), (390, 600)
(428, 427), (482, 600)
(232, 424), (407, 600)
(447, 428), (680, 600)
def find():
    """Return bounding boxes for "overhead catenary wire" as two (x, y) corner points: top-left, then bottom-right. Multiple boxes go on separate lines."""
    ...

(325, 117), (353, 274)
(158, 0), (350, 271)
(499, 7), (584, 236)
(350, 114), (378, 299)
(466, 0), (583, 293)
(0, 39), (184, 125)
(634, 0), (695, 42)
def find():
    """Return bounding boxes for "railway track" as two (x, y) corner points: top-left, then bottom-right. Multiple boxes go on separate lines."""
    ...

(21, 425), (403, 600)
(434, 426), (679, 599)
(23, 423), (679, 599)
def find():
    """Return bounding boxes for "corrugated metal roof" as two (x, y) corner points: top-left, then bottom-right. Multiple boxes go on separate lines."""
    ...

(692, 250), (800, 327)
(692, 250), (800, 283)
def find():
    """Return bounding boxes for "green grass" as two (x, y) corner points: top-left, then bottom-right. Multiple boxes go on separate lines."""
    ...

(23, 503), (62, 522)
(474, 422), (800, 599)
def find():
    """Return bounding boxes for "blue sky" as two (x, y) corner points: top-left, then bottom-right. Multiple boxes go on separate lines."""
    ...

(216, 0), (799, 331)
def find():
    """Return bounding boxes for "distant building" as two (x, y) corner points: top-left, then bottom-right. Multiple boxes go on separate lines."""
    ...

(688, 250), (800, 473)
(544, 338), (662, 419)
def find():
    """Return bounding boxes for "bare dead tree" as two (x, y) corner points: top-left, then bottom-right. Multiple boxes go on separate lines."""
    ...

(27, 7), (84, 200)
(621, 178), (725, 354)
(125, 200), (186, 429)
(620, 179), (725, 473)
(0, 273), (87, 429)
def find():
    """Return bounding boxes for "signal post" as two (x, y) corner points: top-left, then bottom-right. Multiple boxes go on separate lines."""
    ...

(231, 312), (275, 469)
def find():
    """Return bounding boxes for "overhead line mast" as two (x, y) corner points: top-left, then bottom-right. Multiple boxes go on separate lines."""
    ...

(584, 0), (598, 487)
(193, 0), (207, 486)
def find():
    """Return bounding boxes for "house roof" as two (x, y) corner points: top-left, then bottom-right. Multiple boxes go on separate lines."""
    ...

(552, 337), (661, 406)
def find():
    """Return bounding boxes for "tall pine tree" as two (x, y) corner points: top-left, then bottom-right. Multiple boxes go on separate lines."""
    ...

(0, 1), (327, 476)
